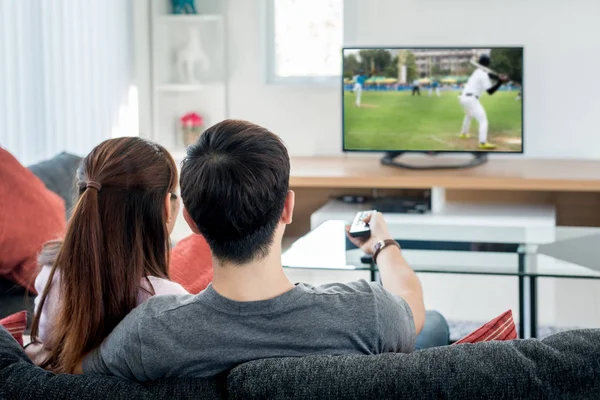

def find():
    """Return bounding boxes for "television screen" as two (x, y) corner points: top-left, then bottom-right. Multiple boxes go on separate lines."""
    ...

(342, 47), (523, 153)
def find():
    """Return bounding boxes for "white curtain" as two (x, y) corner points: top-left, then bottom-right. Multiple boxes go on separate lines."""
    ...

(0, 0), (133, 165)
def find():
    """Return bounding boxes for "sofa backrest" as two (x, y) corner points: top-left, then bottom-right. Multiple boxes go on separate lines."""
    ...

(2, 326), (599, 399)
(226, 329), (600, 399)
(28, 152), (82, 216)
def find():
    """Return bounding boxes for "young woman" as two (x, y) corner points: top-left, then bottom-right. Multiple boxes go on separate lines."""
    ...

(29, 137), (188, 373)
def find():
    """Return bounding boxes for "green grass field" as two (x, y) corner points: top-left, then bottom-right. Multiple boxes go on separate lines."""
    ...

(344, 90), (522, 152)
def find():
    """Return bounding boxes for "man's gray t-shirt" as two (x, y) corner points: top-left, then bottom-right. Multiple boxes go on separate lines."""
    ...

(83, 280), (416, 381)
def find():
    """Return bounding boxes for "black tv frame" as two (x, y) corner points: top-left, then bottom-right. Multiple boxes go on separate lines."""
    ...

(341, 46), (524, 170)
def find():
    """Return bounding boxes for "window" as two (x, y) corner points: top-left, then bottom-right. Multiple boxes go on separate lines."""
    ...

(0, 0), (134, 165)
(266, 0), (343, 83)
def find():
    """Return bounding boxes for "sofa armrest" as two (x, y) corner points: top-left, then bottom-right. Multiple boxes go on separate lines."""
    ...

(0, 327), (225, 400)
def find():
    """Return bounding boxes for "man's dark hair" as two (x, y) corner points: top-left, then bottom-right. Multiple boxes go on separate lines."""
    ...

(180, 119), (290, 264)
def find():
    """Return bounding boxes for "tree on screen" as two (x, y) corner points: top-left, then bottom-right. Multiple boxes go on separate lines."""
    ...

(405, 51), (418, 83)
(343, 53), (360, 78)
(358, 49), (392, 74)
(343, 50), (417, 81)
(384, 55), (399, 78)
(490, 48), (523, 83)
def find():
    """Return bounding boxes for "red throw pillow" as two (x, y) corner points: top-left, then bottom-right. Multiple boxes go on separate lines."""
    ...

(0, 311), (27, 346)
(170, 234), (213, 294)
(0, 148), (65, 293)
(453, 310), (517, 345)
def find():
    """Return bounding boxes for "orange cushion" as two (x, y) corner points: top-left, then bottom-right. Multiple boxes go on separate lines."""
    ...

(0, 311), (27, 346)
(453, 310), (517, 345)
(170, 234), (213, 294)
(0, 148), (66, 293)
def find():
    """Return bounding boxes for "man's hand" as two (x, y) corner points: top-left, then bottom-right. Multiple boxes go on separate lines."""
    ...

(345, 211), (393, 255)
(499, 73), (510, 82)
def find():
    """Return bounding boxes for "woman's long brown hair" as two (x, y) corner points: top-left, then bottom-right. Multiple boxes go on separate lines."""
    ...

(30, 137), (178, 373)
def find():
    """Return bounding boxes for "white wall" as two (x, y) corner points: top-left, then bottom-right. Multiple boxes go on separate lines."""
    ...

(226, 0), (600, 159)
(133, 0), (152, 138)
(226, 0), (341, 156)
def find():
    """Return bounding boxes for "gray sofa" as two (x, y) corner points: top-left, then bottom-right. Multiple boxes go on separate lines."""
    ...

(27, 152), (82, 215)
(1, 326), (600, 399)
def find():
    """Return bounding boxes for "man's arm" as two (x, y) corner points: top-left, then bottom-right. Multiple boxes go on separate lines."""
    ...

(346, 212), (425, 334)
(375, 243), (425, 334)
(486, 73), (509, 95)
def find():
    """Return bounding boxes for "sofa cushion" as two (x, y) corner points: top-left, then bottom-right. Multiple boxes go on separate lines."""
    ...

(0, 311), (27, 346)
(454, 309), (516, 344)
(227, 329), (600, 400)
(28, 152), (82, 215)
(0, 148), (66, 293)
(0, 326), (226, 400)
(170, 234), (213, 294)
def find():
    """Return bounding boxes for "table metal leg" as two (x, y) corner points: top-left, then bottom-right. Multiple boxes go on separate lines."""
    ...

(530, 277), (538, 338)
(370, 262), (377, 282)
(518, 253), (526, 339)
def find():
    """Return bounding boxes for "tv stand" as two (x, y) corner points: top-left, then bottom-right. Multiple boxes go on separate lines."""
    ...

(380, 152), (488, 170)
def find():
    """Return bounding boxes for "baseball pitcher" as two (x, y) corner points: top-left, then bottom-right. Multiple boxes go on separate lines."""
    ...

(353, 70), (372, 107)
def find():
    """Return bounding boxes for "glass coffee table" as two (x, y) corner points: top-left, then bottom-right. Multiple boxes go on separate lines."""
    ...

(282, 220), (600, 339)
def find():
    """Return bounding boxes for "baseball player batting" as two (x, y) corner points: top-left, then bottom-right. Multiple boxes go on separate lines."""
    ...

(458, 54), (509, 150)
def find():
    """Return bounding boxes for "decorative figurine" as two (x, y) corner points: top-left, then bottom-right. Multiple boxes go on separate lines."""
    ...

(171, 0), (196, 14)
(175, 27), (210, 83)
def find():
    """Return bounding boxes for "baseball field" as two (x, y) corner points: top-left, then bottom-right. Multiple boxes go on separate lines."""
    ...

(343, 90), (523, 152)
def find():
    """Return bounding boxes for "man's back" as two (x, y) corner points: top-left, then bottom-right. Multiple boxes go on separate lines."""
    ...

(83, 280), (415, 381)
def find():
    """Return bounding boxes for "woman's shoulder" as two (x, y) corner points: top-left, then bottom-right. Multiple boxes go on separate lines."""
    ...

(144, 276), (189, 296)
(34, 265), (59, 294)
(136, 276), (189, 305)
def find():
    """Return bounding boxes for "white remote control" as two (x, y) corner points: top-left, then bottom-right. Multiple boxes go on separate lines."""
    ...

(349, 210), (375, 238)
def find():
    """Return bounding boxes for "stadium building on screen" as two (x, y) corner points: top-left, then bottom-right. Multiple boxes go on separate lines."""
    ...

(412, 49), (490, 76)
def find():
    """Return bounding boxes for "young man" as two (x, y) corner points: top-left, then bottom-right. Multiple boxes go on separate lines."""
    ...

(82, 120), (449, 381)
(458, 54), (509, 150)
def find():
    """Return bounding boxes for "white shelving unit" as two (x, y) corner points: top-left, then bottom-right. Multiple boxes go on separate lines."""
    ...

(149, 0), (228, 154)
(155, 84), (209, 92)
(157, 14), (223, 23)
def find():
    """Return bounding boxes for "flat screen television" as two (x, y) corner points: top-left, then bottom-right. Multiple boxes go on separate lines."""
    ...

(342, 47), (523, 169)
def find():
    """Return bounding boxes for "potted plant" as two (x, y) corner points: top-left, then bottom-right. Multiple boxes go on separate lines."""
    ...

(180, 112), (204, 147)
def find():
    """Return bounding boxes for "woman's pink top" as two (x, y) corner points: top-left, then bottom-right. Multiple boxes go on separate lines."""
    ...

(34, 265), (188, 343)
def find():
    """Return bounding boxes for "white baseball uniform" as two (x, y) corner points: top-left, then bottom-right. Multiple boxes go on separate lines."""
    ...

(459, 68), (493, 143)
(353, 81), (362, 106)
(353, 74), (369, 107)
